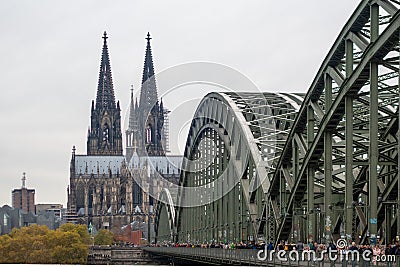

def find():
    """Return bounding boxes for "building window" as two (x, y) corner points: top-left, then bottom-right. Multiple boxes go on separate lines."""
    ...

(146, 127), (152, 143)
(103, 127), (109, 142)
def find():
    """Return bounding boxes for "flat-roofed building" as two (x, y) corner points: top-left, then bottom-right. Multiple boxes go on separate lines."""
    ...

(12, 173), (35, 214)
(35, 203), (64, 219)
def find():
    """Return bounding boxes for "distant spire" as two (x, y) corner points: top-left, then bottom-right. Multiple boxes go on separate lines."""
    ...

(142, 32), (155, 84)
(139, 32), (158, 112)
(128, 85), (136, 129)
(21, 172), (26, 189)
(130, 84), (134, 101)
(72, 145), (76, 160)
(95, 31), (116, 110)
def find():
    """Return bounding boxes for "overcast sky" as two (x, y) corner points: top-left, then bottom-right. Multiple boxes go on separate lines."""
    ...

(0, 0), (360, 207)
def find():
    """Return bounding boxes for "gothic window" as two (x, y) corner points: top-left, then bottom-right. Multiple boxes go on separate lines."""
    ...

(100, 187), (104, 213)
(88, 184), (95, 215)
(103, 125), (109, 142)
(106, 191), (111, 212)
(146, 126), (152, 144)
(120, 183), (126, 207)
(76, 185), (85, 212)
(102, 75), (108, 109)
(133, 181), (142, 206)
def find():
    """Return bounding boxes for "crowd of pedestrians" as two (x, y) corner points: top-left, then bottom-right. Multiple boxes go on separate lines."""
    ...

(155, 239), (400, 265)
(155, 241), (265, 250)
(271, 240), (400, 265)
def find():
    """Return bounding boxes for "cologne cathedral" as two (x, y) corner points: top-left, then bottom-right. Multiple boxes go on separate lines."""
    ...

(66, 32), (181, 237)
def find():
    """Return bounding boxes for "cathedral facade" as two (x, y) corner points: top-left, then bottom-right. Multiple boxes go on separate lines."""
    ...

(67, 32), (181, 236)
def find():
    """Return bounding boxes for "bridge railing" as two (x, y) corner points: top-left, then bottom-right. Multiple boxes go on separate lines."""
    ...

(144, 246), (261, 265)
(144, 247), (400, 267)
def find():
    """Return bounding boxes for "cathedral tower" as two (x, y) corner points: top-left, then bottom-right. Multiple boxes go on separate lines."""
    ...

(68, 31), (181, 237)
(126, 33), (166, 161)
(87, 32), (123, 156)
(125, 86), (139, 161)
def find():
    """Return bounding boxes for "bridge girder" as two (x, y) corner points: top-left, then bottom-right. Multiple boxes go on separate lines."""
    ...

(155, 188), (176, 242)
(268, 0), (400, 246)
(171, 92), (303, 244)
(155, 0), (400, 247)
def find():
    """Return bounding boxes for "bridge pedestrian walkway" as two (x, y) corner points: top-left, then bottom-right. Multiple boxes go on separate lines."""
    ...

(143, 247), (400, 266)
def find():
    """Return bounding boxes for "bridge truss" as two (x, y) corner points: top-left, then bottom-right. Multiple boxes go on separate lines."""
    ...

(156, 0), (400, 246)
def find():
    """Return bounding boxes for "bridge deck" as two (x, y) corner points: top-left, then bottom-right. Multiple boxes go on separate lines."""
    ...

(144, 247), (399, 266)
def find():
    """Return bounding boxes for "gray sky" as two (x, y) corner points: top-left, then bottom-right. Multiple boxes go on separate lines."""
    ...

(0, 0), (359, 207)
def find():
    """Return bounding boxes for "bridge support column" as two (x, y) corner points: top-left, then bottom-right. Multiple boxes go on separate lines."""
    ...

(345, 36), (354, 242)
(267, 202), (275, 243)
(369, 63), (378, 245)
(369, 2), (379, 245)
(291, 136), (301, 243)
(397, 30), (400, 243)
(241, 190), (247, 243)
(192, 161), (197, 243)
(234, 180), (240, 242)
(324, 73), (333, 244)
(385, 206), (392, 243)
(213, 134), (219, 243)
(307, 104), (315, 243)
(227, 162), (236, 243)
(223, 143), (229, 244)
(292, 133), (299, 176)
(307, 167), (315, 243)
(345, 95), (354, 242)
(218, 137), (225, 243)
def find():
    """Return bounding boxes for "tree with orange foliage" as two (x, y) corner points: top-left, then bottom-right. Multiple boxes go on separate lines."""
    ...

(0, 224), (89, 264)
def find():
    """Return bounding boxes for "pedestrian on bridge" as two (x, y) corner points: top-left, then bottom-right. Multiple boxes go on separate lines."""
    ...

(296, 241), (304, 253)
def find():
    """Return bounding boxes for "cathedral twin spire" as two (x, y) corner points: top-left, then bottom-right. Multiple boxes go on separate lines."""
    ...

(142, 33), (156, 85)
(95, 31), (116, 111)
(87, 31), (122, 156)
(127, 32), (166, 159)
(139, 32), (159, 116)
(89, 31), (166, 158)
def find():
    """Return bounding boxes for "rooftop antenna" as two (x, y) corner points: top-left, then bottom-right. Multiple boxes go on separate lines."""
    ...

(22, 172), (26, 188)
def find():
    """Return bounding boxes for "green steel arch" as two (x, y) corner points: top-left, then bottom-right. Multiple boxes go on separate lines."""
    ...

(155, 188), (176, 243)
(172, 92), (304, 244)
(266, 0), (400, 245)
(155, 0), (400, 247)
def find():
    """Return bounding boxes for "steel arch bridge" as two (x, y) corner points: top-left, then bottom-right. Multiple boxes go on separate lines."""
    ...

(155, 0), (400, 247)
